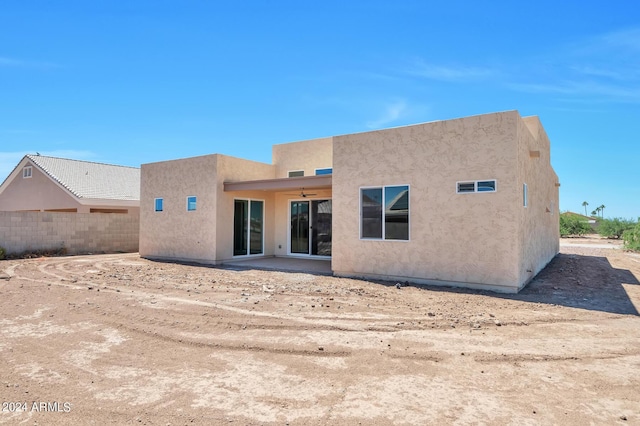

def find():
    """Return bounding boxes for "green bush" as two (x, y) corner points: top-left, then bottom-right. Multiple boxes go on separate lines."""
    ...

(623, 221), (640, 251)
(598, 218), (637, 239)
(0, 246), (5, 260)
(560, 214), (592, 237)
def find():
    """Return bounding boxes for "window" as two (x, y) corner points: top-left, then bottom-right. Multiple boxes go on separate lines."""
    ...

(315, 168), (332, 175)
(288, 170), (304, 177)
(523, 184), (528, 208)
(23, 166), (32, 178)
(187, 196), (197, 211)
(360, 185), (409, 241)
(457, 180), (497, 194)
(154, 198), (163, 212)
(234, 199), (264, 255)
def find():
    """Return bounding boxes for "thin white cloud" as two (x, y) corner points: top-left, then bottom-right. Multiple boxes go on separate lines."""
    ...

(593, 27), (640, 53)
(507, 80), (640, 102)
(507, 27), (640, 103)
(0, 56), (60, 69)
(407, 60), (494, 82)
(570, 65), (635, 81)
(366, 100), (408, 129)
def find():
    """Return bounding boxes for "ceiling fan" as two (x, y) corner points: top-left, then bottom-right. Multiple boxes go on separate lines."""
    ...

(284, 188), (317, 198)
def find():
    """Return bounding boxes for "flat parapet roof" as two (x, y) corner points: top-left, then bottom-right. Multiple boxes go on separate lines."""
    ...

(223, 175), (332, 192)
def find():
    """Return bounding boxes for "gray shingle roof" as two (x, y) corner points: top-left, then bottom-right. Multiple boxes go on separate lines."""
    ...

(25, 155), (140, 200)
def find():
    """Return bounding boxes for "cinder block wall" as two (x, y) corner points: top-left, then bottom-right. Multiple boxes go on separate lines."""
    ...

(0, 211), (139, 255)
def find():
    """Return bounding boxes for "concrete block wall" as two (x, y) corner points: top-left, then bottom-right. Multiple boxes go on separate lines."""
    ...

(0, 211), (139, 255)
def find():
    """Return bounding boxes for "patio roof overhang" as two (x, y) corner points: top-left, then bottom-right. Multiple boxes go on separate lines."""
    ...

(223, 175), (332, 192)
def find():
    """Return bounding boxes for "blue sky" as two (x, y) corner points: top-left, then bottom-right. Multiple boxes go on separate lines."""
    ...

(1, 0), (638, 218)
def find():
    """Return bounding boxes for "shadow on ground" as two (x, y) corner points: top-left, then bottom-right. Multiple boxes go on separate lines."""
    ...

(511, 253), (639, 315)
(371, 253), (640, 316)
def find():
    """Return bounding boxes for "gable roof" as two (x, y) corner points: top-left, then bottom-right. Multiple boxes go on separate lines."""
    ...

(1, 155), (140, 201)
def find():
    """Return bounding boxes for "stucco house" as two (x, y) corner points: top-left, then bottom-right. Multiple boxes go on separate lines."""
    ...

(140, 110), (560, 293)
(0, 155), (140, 214)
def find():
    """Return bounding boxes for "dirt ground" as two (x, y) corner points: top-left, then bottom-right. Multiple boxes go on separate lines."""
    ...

(1, 236), (639, 425)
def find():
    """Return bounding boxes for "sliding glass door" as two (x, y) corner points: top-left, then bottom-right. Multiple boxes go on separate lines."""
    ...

(290, 201), (309, 254)
(290, 200), (331, 256)
(234, 199), (264, 256)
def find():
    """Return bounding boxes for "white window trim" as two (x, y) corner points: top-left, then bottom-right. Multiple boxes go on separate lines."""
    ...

(233, 198), (265, 258)
(314, 167), (332, 176)
(186, 195), (197, 211)
(456, 179), (497, 194)
(154, 198), (164, 212)
(523, 183), (528, 208)
(23, 166), (32, 178)
(359, 184), (410, 242)
(288, 170), (304, 178)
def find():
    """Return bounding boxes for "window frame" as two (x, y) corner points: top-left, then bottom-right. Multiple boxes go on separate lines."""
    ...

(186, 196), (197, 211)
(456, 179), (497, 194)
(314, 167), (333, 176)
(359, 184), (410, 242)
(288, 170), (304, 178)
(523, 183), (528, 208)
(154, 198), (164, 212)
(23, 166), (32, 179)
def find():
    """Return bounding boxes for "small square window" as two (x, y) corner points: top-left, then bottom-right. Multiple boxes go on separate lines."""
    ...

(23, 166), (32, 178)
(187, 196), (197, 211)
(154, 198), (163, 212)
(315, 168), (332, 176)
(288, 170), (304, 177)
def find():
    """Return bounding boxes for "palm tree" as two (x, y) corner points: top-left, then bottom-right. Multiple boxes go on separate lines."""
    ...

(594, 207), (601, 218)
(582, 201), (589, 216)
(599, 204), (605, 219)
(591, 210), (598, 216)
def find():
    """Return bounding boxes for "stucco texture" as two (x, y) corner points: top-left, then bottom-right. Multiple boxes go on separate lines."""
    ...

(140, 110), (558, 293)
(272, 137), (333, 178)
(517, 116), (560, 287)
(140, 154), (275, 263)
(331, 111), (555, 292)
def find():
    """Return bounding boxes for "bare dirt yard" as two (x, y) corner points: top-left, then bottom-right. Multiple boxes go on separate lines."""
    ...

(1, 237), (639, 425)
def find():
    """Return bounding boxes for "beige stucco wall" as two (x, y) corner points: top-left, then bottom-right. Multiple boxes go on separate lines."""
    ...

(0, 211), (139, 255)
(213, 155), (276, 262)
(272, 137), (333, 178)
(0, 160), (139, 215)
(140, 155), (219, 262)
(517, 116), (560, 289)
(332, 111), (523, 291)
(140, 154), (275, 263)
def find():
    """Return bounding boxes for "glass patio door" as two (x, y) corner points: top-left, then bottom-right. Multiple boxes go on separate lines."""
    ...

(290, 200), (331, 256)
(234, 199), (264, 256)
(290, 201), (309, 254)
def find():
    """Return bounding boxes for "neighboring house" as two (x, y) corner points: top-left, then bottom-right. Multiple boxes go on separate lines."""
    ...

(140, 110), (560, 293)
(561, 211), (598, 225)
(0, 155), (140, 214)
(561, 211), (599, 231)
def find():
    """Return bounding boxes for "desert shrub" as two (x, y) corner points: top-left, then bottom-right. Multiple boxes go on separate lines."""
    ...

(598, 218), (637, 239)
(623, 221), (640, 251)
(0, 246), (5, 260)
(559, 214), (591, 237)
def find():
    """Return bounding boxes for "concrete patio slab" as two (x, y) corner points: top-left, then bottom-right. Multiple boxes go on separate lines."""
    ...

(222, 256), (332, 275)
